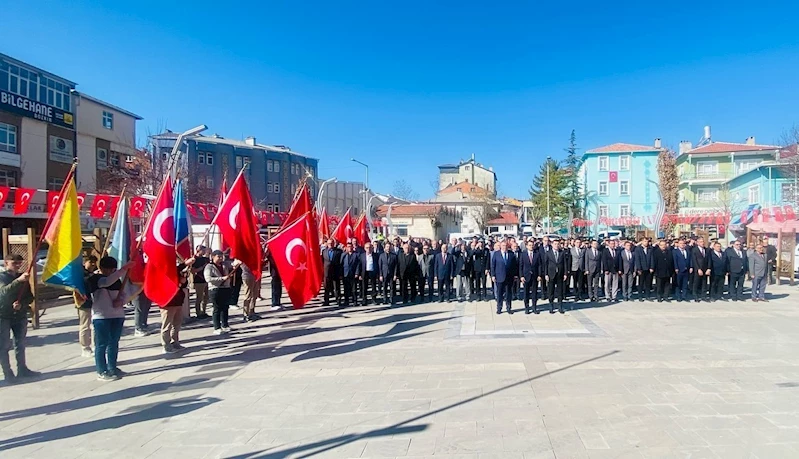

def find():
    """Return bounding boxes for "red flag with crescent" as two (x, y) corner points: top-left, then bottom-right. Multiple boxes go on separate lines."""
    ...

(130, 196), (147, 218)
(47, 191), (62, 213)
(330, 208), (354, 244)
(0, 186), (9, 209)
(609, 171), (618, 183)
(319, 207), (331, 240)
(213, 173), (262, 279)
(352, 213), (370, 246)
(90, 194), (110, 219)
(77, 193), (87, 208)
(267, 211), (323, 308)
(142, 180), (179, 305)
(13, 188), (35, 215)
(197, 203), (209, 220)
(281, 182), (312, 230)
(185, 202), (197, 218)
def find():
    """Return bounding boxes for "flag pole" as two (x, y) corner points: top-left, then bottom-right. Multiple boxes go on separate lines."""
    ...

(199, 163), (249, 247)
(101, 185), (127, 256)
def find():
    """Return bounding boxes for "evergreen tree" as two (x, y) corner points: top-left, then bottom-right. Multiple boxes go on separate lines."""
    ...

(562, 130), (583, 219)
(528, 158), (570, 229)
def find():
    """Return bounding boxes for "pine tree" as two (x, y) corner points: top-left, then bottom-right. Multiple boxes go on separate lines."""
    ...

(562, 130), (582, 219)
(528, 158), (570, 229)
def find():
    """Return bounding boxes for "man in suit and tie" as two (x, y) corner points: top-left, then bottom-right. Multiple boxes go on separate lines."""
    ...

(490, 240), (518, 314)
(582, 240), (602, 302)
(538, 236), (552, 295)
(619, 241), (637, 301)
(340, 242), (361, 306)
(322, 238), (343, 306)
(708, 241), (728, 302)
(434, 243), (455, 302)
(378, 242), (398, 305)
(358, 242), (379, 306)
(634, 238), (655, 301)
(520, 240), (543, 314)
(569, 239), (585, 302)
(672, 239), (693, 302)
(397, 243), (419, 304)
(544, 239), (569, 313)
(725, 239), (748, 301)
(471, 240), (489, 301)
(749, 244), (769, 302)
(691, 237), (711, 302)
(416, 245), (435, 303)
(653, 239), (675, 302)
(601, 239), (621, 302)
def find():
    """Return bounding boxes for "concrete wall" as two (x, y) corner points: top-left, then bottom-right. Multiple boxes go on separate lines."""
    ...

(19, 117), (47, 191)
(76, 96), (137, 155)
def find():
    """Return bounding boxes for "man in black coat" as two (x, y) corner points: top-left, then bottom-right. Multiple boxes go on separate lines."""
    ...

(520, 240), (543, 314)
(358, 242), (379, 306)
(378, 242), (398, 305)
(634, 239), (655, 301)
(601, 239), (621, 302)
(397, 243), (419, 304)
(490, 240), (518, 314)
(544, 239), (570, 313)
(340, 242), (361, 306)
(470, 241), (489, 301)
(690, 237), (711, 302)
(725, 239), (748, 301)
(708, 241), (728, 301)
(582, 240), (603, 302)
(416, 245), (435, 303)
(322, 238), (343, 306)
(652, 240), (674, 302)
(434, 243), (455, 302)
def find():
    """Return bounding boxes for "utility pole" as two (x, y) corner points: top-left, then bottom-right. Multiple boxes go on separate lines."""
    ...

(546, 156), (551, 234)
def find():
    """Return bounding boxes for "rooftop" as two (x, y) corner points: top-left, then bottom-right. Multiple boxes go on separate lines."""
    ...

(151, 130), (316, 159)
(73, 91), (143, 120)
(486, 212), (520, 226)
(0, 52), (76, 87)
(438, 180), (492, 196)
(375, 204), (445, 217)
(437, 156), (496, 176)
(686, 141), (780, 155)
(586, 143), (662, 154)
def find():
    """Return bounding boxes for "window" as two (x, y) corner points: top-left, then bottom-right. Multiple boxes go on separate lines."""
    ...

(598, 156), (609, 171)
(48, 177), (64, 191)
(235, 155), (250, 171)
(273, 161), (280, 173)
(273, 203), (279, 212)
(291, 184), (297, 195)
(96, 148), (108, 169)
(206, 153), (213, 165)
(697, 188), (718, 202)
(161, 152), (169, 161)
(396, 225), (409, 237)
(782, 183), (796, 205)
(619, 180), (629, 195)
(267, 160), (273, 172)
(206, 176), (214, 188)
(0, 122), (17, 153)
(619, 155), (630, 171)
(290, 163), (296, 175)
(102, 111), (114, 129)
(735, 160), (760, 175)
(0, 169), (17, 187)
(748, 185), (760, 204)
(274, 184), (280, 193)
(267, 183), (273, 193)
(198, 152), (205, 164)
(110, 152), (120, 167)
(599, 205), (609, 218)
(125, 155), (133, 163)
(308, 166), (314, 177)
(598, 181), (609, 196)
(1, 65), (69, 111)
(696, 161), (718, 177)
(619, 205), (631, 217)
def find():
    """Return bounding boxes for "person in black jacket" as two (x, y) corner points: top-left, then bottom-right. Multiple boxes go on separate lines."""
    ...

(543, 240), (570, 313)
(434, 243), (455, 302)
(358, 242), (379, 306)
(453, 242), (472, 302)
(691, 237), (711, 302)
(322, 238), (343, 306)
(378, 242), (398, 305)
(634, 239), (655, 301)
(340, 243), (361, 306)
(397, 243), (419, 304)
(652, 240), (674, 302)
(0, 254), (37, 385)
(601, 239), (621, 302)
(708, 241), (728, 301)
(416, 245), (435, 303)
(470, 241), (489, 301)
(520, 240), (543, 314)
(725, 240), (748, 301)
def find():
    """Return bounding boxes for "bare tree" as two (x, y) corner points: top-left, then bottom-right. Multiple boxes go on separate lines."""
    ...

(393, 179), (419, 201)
(657, 148), (680, 214)
(778, 125), (799, 208)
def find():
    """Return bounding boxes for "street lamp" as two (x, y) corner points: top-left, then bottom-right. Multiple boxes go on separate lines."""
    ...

(546, 156), (551, 234)
(351, 158), (369, 214)
(317, 177), (337, 214)
(168, 124), (208, 180)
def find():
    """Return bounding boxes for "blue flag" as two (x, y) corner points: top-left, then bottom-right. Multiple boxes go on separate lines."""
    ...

(174, 180), (193, 259)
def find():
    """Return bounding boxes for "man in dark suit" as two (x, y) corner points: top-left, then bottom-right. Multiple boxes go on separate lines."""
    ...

(520, 240), (543, 314)
(582, 240), (602, 302)
(416, 245), (435, 303)
(434, 243), (455, 302)
(653, 240), (674, 302)
(544, 239), (569, 313)
(725, 239), (748, 301)
(708, 241), (727, 301)
(538, 236), (552, 297)
(618, 241), (637, 301)
(378, 242), (398, 305)
(490, 240), (518, 314)
(397, 243), (419, 304)
(358, 242), (379, 306)
(569, 239), (585, 302)
(471, 241), (489, 301)
(322, 238), (343, 306)
(601, 239), (621, 302)
(340, 242), (361, 306)
(672, 239), (693, 302)
(634, 239), (655, 301)
(691, 237), (711, 302)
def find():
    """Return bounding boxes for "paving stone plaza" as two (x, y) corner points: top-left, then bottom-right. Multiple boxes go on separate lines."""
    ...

(1, 282), (799, 458)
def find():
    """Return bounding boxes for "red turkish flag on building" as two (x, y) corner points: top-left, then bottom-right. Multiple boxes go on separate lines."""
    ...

(13, 188), (36, 215)
(185, 202), (197, 218)
(109, 196), (121, 218)
(352, 213), (371, 246)
(142, 180), (179, 306)
(267, 211), (323, 308)
(77, 193), (87, 208)
(47, 191), (61, 213)
(281, 182), (312, 230)
(330, 208), (354, 244)
(609, 171), (618, 183)
(319, 207), (331, 240)
(0, 186), (9, 209)
(90, 194), (110, 219)
(197, 203), (209, 220)
(213, 172), (262, 279)
(130, 196), (147, 218)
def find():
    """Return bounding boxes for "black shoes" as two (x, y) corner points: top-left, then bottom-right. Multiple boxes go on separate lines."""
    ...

(17, 368), (41, 378)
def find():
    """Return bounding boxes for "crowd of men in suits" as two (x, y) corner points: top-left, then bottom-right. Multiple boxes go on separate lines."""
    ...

(317, 233), (778, 314)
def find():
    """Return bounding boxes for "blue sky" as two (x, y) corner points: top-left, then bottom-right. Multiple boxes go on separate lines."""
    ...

(5, 1), (799, 198)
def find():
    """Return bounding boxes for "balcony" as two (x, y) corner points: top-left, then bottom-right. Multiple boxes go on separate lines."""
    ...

(680, 172), (733, 182)
(679, 200), (725, 209)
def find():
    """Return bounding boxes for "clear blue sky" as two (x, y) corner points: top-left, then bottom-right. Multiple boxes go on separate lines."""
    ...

(6, 1), (799, 198)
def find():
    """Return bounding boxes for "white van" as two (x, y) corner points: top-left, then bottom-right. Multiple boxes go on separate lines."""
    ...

(597, 230), (623, 241)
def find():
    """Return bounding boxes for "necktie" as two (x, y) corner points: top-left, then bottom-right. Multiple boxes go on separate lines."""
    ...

(554, 251), (558, 262)
(529, 252), (533, 263)
(644, 248), (647, 256)
(681, 250), (685, 259)
(701, 248), (704, 256)
(593, 249), (597, 258)
(736, 250), (741, 258)
(503, 252), (507, 263)
(627, 251), (631, 261)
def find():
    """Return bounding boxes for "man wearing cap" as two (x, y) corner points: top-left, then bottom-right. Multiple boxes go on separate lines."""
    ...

(0, 254), (38, 385)
(190, 245), (210, 319)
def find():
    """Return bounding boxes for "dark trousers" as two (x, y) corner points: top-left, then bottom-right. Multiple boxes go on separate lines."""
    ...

(343, 276), (357, 305)
(361, 271), (378, 304)
(271, 276), (282, 306)
(418, 275), (433, 302)
(710, 275), (726, 299)
(548, 274), (565, 309)
(729, 273), (745, 300)
(381, 278), (396, 304)
(438, 277), (452, 302)
(655, 276), (671, 300)
(522, 277), (538, 311)
(675, 272), (689, 300)
(132, 294), (152, 332)
(210, 288), (231, 330)
(587, 272), (601, 300)
(93, 317), (124, 376)
(512, 277), (521, 300)
(0, 317), (28, 377)
(496, 279), (512, 312)
(638, 271), (653, 300)
(570, 270), (584, 300)
(399, 276), (416, 303)
(472, 273), (486, 299)
(692, 274), (709, 300)
(324, 277), (341, 305)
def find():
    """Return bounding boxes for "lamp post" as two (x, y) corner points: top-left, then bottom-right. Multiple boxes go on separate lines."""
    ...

(168, 124), (208, 181)
(351, 158), (369, 214)
(546, 156), (551, 234)
(317, 177), (337, 215)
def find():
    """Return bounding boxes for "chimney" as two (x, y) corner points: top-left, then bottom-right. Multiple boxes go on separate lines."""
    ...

(746, 136), (755, 145)
(245, 136), (256, 146)
(704, 125), (711, 141)
(679, 141), (693, 154)
(654, 138), (662, 149)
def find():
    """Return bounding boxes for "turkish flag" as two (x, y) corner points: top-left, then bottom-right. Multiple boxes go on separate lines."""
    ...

(77, 193), (87, 208)
(130, 196), (147, 218)
(109, 196), (121, 218)
(352, 213), (371, 246)
(267, 211), (323, 308)
(609, 171), (618, 183)
(214, 173), (262, 279)
(0, 186), (9, 209)
(142, 180), (179, 305)
(197, 203), (209, 220)
(330, 209), (354, 244)
(13, 188), (36, 215)
(784, 205), (796, 221)
(47, 191), (62, 213)
(185, 202), (197, 218)
(90, 194), (110, 219)
(259, 211), (269, 226)
(319, 207), (331, 240)
(281, 182), (312, 230)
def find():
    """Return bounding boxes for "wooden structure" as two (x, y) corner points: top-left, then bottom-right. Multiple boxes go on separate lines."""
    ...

(746, 227), (796, 286)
